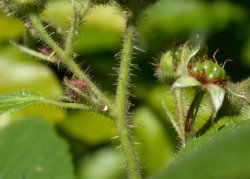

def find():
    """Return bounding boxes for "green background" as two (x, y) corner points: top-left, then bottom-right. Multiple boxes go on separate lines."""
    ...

(0, 0), (250, 178)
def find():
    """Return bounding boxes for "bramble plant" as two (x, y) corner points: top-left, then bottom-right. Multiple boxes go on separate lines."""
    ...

(156, 42), (250, 147)
(0, 0), (250, 179)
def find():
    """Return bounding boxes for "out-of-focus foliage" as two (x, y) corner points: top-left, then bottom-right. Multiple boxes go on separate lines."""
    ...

(0, 14), (23, 41)
(0, 46), (65, 124)
(0, 0), (250, 178)
(0, 118), (74, 179)
(133, 107), (174, 175)
(59, 111), (115, 145)
(77, 148), (125, 179)
(150, 119), (250, 179)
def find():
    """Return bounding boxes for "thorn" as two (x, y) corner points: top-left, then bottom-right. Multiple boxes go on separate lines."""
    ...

(110, 136), (119, 140)
(102, 105), (108, 112)
(44, 24), (51, 30)
(134, 142), (141, 145)
(48, 51), (55, 58)
(119, 165), (126, 169)
(133, 46), (146, 53)
(49, 32), (55, 36)
(114, 52), (121, 59)
(114, 145), (121, 150)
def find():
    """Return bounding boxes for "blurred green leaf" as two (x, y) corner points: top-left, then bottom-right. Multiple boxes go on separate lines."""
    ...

(0, 14), (23, 42)
(138, 0), (246, 51)
(41, 0), (72, 28)
(0, 92), (44, 115)
(150, 119), (250, 179)
(0, 118), (74, 179)
(0, 46), (62, 95)
(139, 0), (246, 35)
(59, 111), (115, 145)
(133, 107), (174, 175)
(75, 5), (124, 54)
(77, 148), (125, 179)
(242, 37), (250, 67)
(0, 46), (65, 123)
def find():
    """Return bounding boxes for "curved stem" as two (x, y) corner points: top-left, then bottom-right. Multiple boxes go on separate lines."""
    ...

(115, 16), (141, 179)
(65, 0), (91, 57)
(63, 59), (112, 109)
(29, 14), (65, 59)
(29, 14), (112, 111)
(11, 42), (56, 62)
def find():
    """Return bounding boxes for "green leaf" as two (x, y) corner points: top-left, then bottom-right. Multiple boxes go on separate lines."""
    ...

(0, 92), (44, 115)
(172, 75), (200, 88)
(206, 84), (225, 115)
(150, 119), (250, 179)
(59, 111), (115, 145)
(0, 46), (65, 122)
(0, 118), (74, 179)
(77, 148), (125, 179)
(133, 107), (174, 175)
(0, 15), (23, 42)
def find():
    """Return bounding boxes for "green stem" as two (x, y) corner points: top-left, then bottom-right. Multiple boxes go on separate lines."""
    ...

(65, 0), (91, 57)
(161, 100), (183, 140)
(29, 14), (112, 111)
(185, 89), (205, 141)
(63, 59), (112, 109)
(115, 17), (141, 179)
(11, 42), (56, 62)
(174, 89), (186, 146)
(44, 99), (89, 110)
(29, 14), (65, 59)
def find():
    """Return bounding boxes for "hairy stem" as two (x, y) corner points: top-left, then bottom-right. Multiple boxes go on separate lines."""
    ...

(29, 14), (65, 59)
(174, 89), (186, 146)
(11, 42), (56, 62)
(185, 90), (205, 140)
(65, 0), (91, 57)
(44, 99), (89, 110)
(115, 15), (141, 179)
(161, 100), (183, 140)
(29, 14), (112, 111)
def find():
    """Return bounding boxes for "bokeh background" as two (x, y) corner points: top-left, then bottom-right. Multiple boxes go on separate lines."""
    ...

(0, 0), (249, 178)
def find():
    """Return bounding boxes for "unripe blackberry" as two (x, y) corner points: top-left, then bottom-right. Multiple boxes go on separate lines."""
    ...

(1, 0), (47, 18)
(189, 59), (227, 87)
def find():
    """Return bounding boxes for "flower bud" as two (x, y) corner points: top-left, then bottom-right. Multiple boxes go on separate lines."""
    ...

(64, 77), (89, 101)
(156, 50), (178, 83)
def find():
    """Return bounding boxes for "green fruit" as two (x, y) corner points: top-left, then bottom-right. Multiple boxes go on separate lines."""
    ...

(191, 61), (203, 73)
(190, 60), (227, 82)
(202, 60), (215, 74)
(207, 73), (214, 80)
